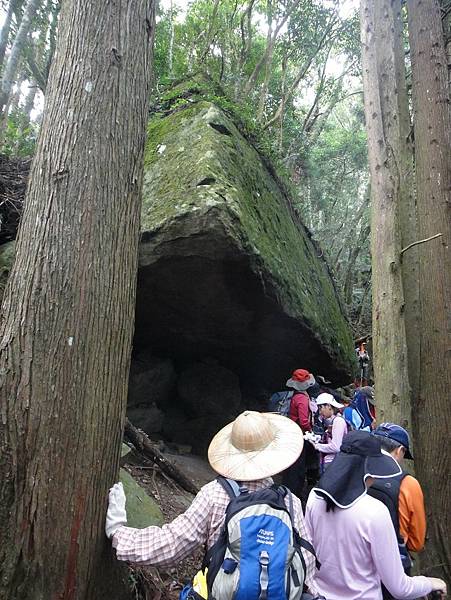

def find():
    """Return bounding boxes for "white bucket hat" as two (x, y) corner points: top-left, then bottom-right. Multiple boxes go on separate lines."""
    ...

(208, 411), (304, 481)
(316, 392), (344, 409)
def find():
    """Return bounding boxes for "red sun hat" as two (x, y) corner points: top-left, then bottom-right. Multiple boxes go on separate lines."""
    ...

(292, 369), (313, 382)
(286, 368), (316, 391)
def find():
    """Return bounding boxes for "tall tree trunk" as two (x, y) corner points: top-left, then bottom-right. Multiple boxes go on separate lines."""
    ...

(406, 0), (451, 582)
(234, 0), (256, 99)
(343, 224), (371, 306)
(199, 0), (221, 63)
(168, 0), (174, 76)
(0, 0), (155, 598)
(256, 0), (274, 122)
(360, 0), (411, 426)
(0, 0), (40, 115)
(13, 80), (36, 153)
(356, 279), (372, 330)
(243, 0), (301, 96)
(392, 0), (421, 406)
(441, 0), (451, 93)
(0, 0), (20, 71)
(44, 0), (60, 84)
(0, 69), (25, 146)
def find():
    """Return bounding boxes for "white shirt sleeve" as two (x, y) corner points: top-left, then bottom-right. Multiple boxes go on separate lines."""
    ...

(369, 502), (432, 599)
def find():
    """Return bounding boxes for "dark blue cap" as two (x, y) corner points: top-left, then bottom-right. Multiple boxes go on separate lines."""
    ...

(372, 423), (413, 459)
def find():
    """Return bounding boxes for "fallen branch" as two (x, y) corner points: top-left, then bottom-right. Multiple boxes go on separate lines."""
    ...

(124, 418), (199, 496)
(400, 233), (443, 256)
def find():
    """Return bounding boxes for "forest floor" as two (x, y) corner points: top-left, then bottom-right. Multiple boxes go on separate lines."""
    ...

(122, 448), (215, 600)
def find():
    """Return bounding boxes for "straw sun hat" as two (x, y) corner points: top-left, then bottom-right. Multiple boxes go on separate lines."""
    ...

(208, 410), (304, 481)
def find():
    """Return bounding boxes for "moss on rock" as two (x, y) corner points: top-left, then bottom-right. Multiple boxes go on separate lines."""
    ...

(119, 468), (163, 528)
(140, 82), (355, 374)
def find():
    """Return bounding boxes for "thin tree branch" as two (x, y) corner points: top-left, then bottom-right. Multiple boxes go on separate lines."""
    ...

(400, 233), (443, 255)
(244, 0), (302, 95)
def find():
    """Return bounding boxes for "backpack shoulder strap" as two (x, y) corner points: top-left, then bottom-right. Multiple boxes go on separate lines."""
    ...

(216, 476), (242, 499)
(279, 485), (321, 571)
(283, 485), (295, 522)
(299, 538), (321, 568)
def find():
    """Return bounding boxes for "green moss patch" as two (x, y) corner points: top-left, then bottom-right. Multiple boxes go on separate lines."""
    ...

(120, 468), (163, 528)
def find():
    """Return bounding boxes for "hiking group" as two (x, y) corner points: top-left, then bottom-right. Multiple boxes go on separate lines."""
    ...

(106, 368), (447, 600)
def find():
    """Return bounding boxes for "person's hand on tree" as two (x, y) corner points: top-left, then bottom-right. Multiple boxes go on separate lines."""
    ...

(105, 482), (127, 539)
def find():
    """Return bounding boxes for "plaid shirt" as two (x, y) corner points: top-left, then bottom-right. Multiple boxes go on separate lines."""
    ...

(113, 477), (318, 594)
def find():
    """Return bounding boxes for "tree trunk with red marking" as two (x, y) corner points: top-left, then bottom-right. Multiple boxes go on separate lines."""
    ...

(0, 0), (155, 597)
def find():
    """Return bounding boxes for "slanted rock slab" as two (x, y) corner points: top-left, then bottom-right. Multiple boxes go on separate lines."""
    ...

(134, 77), (354, 396)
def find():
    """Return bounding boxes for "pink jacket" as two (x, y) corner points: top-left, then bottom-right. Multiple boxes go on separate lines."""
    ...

(314, 414), (347, 464)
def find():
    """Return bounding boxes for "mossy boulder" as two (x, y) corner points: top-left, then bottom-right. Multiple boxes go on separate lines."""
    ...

(119, 468), (163, 528)
(134, 80), (354, 395)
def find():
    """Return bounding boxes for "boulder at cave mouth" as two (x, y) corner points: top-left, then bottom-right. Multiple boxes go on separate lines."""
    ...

(134, 77), (355, 397)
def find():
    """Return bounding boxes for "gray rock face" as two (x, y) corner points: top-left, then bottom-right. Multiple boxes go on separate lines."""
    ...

(163, 413), (232, 455)
(127, 403), (164, 435)
(127, 352), (176, 408)
(177, 363), (241, 416)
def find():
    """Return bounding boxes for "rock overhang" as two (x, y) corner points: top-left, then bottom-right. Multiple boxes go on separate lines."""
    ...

(135, 84), (355, 390)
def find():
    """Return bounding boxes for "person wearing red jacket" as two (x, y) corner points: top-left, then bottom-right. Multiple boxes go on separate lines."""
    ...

(282, 368), (316, 500)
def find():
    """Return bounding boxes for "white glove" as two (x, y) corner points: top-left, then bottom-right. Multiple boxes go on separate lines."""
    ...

(105, 482), (127, 539)
(304, 432), (321, 444)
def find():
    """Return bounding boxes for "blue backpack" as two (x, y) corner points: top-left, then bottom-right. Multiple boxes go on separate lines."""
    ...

(268, 390), (294, 417)
(204, 477), (318, 600)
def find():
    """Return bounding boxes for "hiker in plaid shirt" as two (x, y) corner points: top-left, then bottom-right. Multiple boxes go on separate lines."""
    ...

(106, 410), (319, 596)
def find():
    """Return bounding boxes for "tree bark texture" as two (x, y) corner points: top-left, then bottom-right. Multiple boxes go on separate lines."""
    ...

(442, 0), (451, 94)
(0, 0), (41, 115)
(407, 0), (451, 582)
(391, 0), (421, 406)
(0, 0), (155, 598)
(360, 0), (411, 427)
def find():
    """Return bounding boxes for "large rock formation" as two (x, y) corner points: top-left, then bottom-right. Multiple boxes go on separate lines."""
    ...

(132, 78), (354, 446)
(0, 79), (355, 452)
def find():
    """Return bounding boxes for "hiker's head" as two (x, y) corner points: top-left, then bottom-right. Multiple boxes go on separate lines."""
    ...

(286, 368), (316, 392)
(208, 410), (304, 481)
(316, 392), (343, 418)
(372, 423), (413, 462)
(312, 430), (402, 510)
